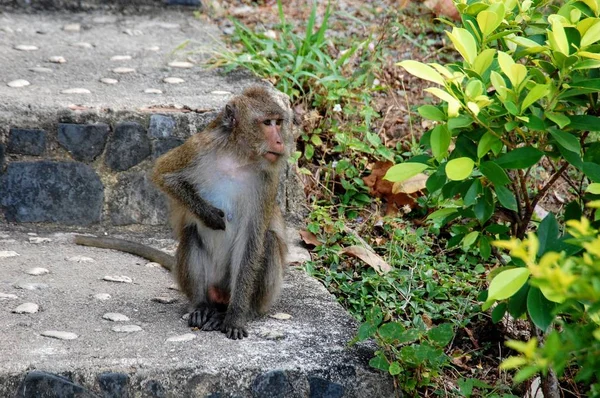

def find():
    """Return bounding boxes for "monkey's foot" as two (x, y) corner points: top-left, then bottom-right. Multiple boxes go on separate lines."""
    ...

(201, 312), (225, 331)
(221, 320), (248, 340)
(188, 305), (215, 328)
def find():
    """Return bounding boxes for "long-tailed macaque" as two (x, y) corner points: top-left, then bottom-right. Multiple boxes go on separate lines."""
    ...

(76, 85), (290, 339)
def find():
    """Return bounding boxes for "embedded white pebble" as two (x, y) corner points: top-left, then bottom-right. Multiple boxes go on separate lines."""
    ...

(2, 26), (14, 33)
(29, 237), (52, 244)
(0, 293), (19, 300)
(181, 313), (190, 321)
(14, 44), (38, 51)
(0, 251), (20, 258)
(211, 90), (232, 95)
(112, 324), (142, 333)
(0, 233), (10, 238)
(7, 79), (30, 88)
(102, 312), (130, 322)
(168, 61), (194, 69)
(144, 88), (162, 94)
(100, 78), (118, 85)
(167, 284), (179, 290)
(257, 329), (285, 340)
(111, 55), (132, 61)
(269, 312), (292, 320)
(25, 267), (50, 276)
(146, 46), (160, 51)
(67, 255), (95, 263)
(123, 29), (143, 36)
(27, 233), (37, 236)
(166, 333), (196, 342)
(145, 262), (161, 268)
(12, 302), (39, 314)
(41, 330), (78, 340)
(61, 88), (91, 94)
(94, 293), (111, 301)
(63, 23), (81, 32)
(152, 296), (177, 304)
(13, 282), (48, 290)
(163, 77), (184, 84)
(113, 67), (135, 74)
(29, 67), (52, 73)
(48, 56), (67, 64)
(103, 275), (132, 283)
(71, 42), (94, 49)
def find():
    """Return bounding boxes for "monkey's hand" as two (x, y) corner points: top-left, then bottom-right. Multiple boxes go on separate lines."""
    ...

(221, 316), (248, 340)
(197, 205), (226, 231)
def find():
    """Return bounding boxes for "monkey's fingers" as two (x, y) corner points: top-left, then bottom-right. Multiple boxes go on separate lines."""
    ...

(188, 306), (214, 328)
(202, 208), (226, 231)
(201, 313), (225, 331)
(222, 325), (248, 340)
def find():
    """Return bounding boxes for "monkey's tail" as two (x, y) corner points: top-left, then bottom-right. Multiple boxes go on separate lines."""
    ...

(74, 235), (175, 271)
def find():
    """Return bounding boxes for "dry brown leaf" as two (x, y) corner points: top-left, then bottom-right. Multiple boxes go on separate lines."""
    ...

(421, 314), (433, 328)
(424, 0), (460, 20)
(363, 161), (418, 216)
(299, 230), (320, 248)
(392, 173), (427, 194)
(340, 245), (392, 274)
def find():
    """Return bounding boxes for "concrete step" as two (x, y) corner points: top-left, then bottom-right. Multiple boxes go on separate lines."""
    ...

(2, 0), (201, 11)
(0, 227), (395, 397)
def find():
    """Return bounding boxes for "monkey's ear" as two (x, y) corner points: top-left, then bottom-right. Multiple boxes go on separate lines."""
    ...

(222, 104), (238, 131)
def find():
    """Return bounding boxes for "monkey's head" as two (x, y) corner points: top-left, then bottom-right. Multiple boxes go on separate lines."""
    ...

(219, 85), (291, 167)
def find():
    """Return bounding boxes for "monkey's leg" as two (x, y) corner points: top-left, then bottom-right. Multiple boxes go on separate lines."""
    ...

(251, 230), (285, 316)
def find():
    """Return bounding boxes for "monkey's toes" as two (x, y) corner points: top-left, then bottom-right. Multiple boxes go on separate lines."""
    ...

(201, 313), (225, 331)
(188, 307), (214, 328)
(222, 325), (248, 340)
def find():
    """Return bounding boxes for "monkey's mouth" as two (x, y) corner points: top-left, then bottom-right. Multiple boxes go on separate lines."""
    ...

(264, 152), (283, 162)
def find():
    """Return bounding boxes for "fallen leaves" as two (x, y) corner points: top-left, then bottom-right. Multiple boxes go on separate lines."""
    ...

(340, 245), (392, 274)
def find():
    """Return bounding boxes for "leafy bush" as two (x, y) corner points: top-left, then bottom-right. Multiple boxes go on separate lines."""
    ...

(387, 0), (600, 257)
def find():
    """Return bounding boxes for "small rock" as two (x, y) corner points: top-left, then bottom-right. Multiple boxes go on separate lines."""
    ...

(13, 282), (48, 290)
(211, 90), (232, 95)
(181, 313), (190, 321)
(61, 88), (91, 94)
(0, 251), (20, 258)
(264, 30), (277, 40)
(7, 79), (30, 88)
(14, 44), (38, 51)
(168, 284), (179, 290)
(2, 26), (14, 34)
(145, 46), (160, 51)
(112, 324), (142, 333)
(12, 302), (39, 314)
(111, 55), (132, 61)
(41, 330), (78, 340)
(152, 296), (177, 304)
(29, 237), (52, 244)
(94, 293), (111, 300)
(269, 312), (292, 320)
(71, 42), (94, 49)
(112, 67), (135, 74)
(166, 333), (196, 342)
(100, 78), (118, 85)
(63, 23), (81, 32)
(0, 293), (19, 300)
(25, 267), (50, 276)
(123, 29), (143, 36)
(93, 16), (117, 24)
(67, 255), (94, 263)
(158, 22), (180, 29)
(163, 77), (184, 84)
(168, 61), (194, 69)
(144, 88), (162, 94)
(102, 312), (130, 322)
(27, 233), (37, 236)
(48, 56), (67, 64)
(145, 262), (161, 268)
(103, 275), (132, 283)
(0, 240), (17, 244)
(257, 329), (285, 340)
(29, 67), (52, 73)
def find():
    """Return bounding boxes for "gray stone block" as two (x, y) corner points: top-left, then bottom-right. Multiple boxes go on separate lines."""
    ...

(7, 129), (46, 156)
(15, 371), (96, 398)
(105, 122), (151, 171)
(109, 172), (168, 225)
(252, 370), (293, 398)
(309, 377), (344, 398)
(58, 123), (110, 162)
(0, 161), (104, 224)
(0, 144), (4, 169)
(152, 137), (184, 158)
(148, 115), (176, 138)
(98, 372), (129, 398)
(166, 0), (201, 5)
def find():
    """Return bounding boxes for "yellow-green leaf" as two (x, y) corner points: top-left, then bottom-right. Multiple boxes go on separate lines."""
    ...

(490, 71), (508, 100)
(579, 51), (600, 60)
(548, 20), (570, 55)
(425, 87), (462, 117)
(462, 231), (480, 251)
(446, 157), (475, 181)
(580, 0), (599, 14)
(397, 60), (445, 85)
(581, 20), (600, 47)
(472, 49), (496, 76)
(466, 80), (484, 98)
(509, 64), (528, 88)
(521, 84), (549, 111)
(447, 27), (478, 65)
(587, 183), (600, 194)
(478, 10), (502, 37)
(488, 268), (531, 301)
(384, 162), (429, 183)
(500, 356), (528, 370)
(497, 51), (515, 77)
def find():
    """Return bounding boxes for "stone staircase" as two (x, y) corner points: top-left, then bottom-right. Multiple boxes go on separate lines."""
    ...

(0, 2), (395, 397)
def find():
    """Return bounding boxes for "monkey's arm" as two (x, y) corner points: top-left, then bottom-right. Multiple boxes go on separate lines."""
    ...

(74, 235), (175, 270)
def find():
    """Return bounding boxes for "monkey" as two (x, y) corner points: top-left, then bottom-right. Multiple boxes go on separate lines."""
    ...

(75, 85), (290, 340)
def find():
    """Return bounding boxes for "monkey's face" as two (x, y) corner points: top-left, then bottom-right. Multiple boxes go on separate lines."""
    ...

(259, 117), (285, 163)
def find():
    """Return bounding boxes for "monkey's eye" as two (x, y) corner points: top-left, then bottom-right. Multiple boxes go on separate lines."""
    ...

(275, 119), (283, 126)
(262, 120), (272, 126)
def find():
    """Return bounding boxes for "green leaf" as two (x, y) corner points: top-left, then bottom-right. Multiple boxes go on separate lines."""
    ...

(583, 161), (600, 182)
(369, 352), (390, 371)
(472, 49), (496, 76)
(549, 129), (581, 153)
(378, 322), (405, 343)
(446, 157), (475, 181)
(537, 213), (559, 256)
(462, 231), (480, 251)
(464, 179), (482, 206)
(488, 268), (531, 301)
(581, 20), (600, 47)
(398, 60), (445, 85)
(388, 361), (401, 376)
(427, 323), (454, 346)
(521, 84), (549, 111)
(548, 20), (570, 55)
(477, 132), (501, 158)
(426, 166), (447, 193)
(545, 111), (571, 128)
(418, 105), (446, 121)
(492, 302), (508, 323)
(495, 147), (544, 169)
(480, 161), (511, 185)
(304, 143), (314, 160)
(508, 283), (529, 318)
(479, 236), (492, 259)
(384, 162), (429, 182)
(431, 125), (452, 161)
(426, 208), (458, 221)
(496, 185), (518, 211)
(569, 115), (600, 131)
(357, 322), (378, 340)
(527, 287), (556, 332)
(478, 10), (502, 37)
(447, 27), (478, 65)
(587, 183), (600, 194)
(474, 186), (494, 223)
